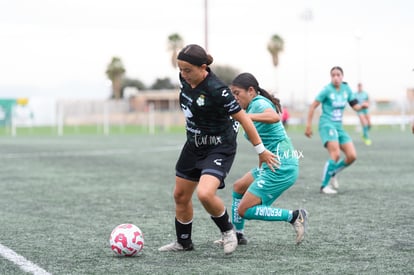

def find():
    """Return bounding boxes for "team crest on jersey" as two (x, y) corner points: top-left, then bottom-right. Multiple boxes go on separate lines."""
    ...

(196, 95), (205, 106)
(222, 89), (229, 97)
(330, 93), (335, 100)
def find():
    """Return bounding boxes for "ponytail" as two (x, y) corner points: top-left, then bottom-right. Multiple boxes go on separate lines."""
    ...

(257, 88), (282, 114)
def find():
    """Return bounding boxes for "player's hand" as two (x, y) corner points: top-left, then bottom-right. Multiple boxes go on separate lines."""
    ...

(305, 126), (313, 138)
(258, 149), (280, 172)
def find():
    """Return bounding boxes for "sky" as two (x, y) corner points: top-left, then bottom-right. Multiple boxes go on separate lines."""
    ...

(0, 0), (413, 105)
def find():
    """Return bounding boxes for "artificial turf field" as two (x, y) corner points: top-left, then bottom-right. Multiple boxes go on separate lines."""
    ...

(0, 126), (412, 274)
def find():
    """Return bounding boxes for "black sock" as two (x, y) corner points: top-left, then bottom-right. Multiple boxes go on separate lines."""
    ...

(175, 218), (193, 248)
(290, 210), (299, 224)
(211, 209), (233, 232)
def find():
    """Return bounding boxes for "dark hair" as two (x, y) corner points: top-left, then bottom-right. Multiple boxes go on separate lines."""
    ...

(231, 72), (282, 113)
(177, 44), (213, 66)
(330, 66), (344, 75)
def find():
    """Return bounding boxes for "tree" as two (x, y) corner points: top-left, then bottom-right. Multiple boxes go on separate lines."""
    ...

(267, 34), (284, 67)
(122, 77), (146, 97)
(167, 33), (184, 69)
(211, 64), (240, 85)
(150, 77), (176, 90)
(105, 57), (126, 99)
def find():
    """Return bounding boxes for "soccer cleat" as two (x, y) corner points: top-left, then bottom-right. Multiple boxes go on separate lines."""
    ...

(320, 185), (337, 194)
(236, 232), (248, 245)
(292, 209), (308, 245)
(222, 229), (238, 254)
(214, 232), (248, 246)
(158, 241), (194, 252)
(330, 176), (339, 189)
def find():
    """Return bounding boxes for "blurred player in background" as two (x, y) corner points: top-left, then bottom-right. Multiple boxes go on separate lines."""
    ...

(215, 72), (307, 246)
(355, 83), (372, 145)
(305, 66), (368, 194)
(281, 106), (290, 129)
(158, 44), (278, 254)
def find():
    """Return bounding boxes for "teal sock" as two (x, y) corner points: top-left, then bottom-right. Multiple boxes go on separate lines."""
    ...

(363, 126), (369, 139)
(243, 205), (292, 222)
(231, 191), (244, 231)
(333, 158), (349, 175)
(321, 159), (336, 187)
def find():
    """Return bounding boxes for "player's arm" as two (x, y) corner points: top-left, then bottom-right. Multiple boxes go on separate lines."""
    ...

(247, 108), (280, 123)
(305, 100), (320, 138)
(349, 99), (368, 111)
(232, 110), (279, 171)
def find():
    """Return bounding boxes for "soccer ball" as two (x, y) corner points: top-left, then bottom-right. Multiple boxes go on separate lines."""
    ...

(109, 223), (144, 256)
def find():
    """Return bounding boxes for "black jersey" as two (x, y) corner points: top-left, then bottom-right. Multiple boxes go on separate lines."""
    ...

(179, 68), (242, 147)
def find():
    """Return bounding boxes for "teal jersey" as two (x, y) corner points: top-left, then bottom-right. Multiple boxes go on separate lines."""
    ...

(244, 95), (286, 151)
(315, 82), (355, 127)
(354, 91), (369, 104)
(244, 96), (297, 165)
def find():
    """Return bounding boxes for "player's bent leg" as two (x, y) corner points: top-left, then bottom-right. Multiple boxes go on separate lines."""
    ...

(340, 142), (357, 167)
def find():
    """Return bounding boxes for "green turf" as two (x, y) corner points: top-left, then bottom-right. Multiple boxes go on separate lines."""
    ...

(0, 128), (413, 274)
(0, 124), (187, 136)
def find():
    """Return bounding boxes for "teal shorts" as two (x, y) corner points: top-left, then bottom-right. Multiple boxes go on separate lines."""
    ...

(248, 163), (298, 206)
(357, 108), (369, 115)
(319, 124), (352, 147)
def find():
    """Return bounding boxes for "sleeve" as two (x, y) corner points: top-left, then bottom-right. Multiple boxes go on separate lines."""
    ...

(251, 98), (273, 113)
(218, 87), (242, 115)
(315, 87), (328, 103)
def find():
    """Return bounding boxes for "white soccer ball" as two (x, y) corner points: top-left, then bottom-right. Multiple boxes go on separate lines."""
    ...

(109, 223), (144, 256)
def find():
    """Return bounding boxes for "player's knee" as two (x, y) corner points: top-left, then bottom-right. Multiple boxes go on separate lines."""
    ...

(196, 189), (213, 205)
(173, 189), (190, 205)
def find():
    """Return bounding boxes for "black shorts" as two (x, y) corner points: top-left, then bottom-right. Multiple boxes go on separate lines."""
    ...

(175, 141), (237, 189)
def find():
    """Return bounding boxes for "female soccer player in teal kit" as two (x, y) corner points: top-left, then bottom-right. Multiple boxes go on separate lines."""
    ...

(305, 66), (368, 194)
(355, 83), (372, 145)
(215, 72), (307, 246)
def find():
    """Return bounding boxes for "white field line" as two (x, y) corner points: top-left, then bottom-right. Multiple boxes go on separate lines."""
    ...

(0, 243), (51, 275)
(0, 145), (182, 159)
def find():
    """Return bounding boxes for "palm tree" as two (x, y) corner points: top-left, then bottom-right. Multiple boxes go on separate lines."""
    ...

(267, 34), (284, 67)
(105, 57), (126, 99)
(167, 33), (184, 69)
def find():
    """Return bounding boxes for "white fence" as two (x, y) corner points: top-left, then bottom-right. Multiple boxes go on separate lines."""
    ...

(5, 97), (414, 136)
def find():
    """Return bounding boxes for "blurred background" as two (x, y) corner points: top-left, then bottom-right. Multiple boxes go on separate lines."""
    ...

(0, 0), (413, 134)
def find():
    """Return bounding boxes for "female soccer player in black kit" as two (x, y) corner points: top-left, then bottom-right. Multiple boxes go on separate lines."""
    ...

(159, 44), (278, 254)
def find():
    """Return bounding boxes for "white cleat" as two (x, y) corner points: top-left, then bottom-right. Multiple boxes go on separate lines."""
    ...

(320, 185), (337, 194)
(158, 241), (194, 252)
(222, 229), (238, 254)
(330, 176), (339, 189)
